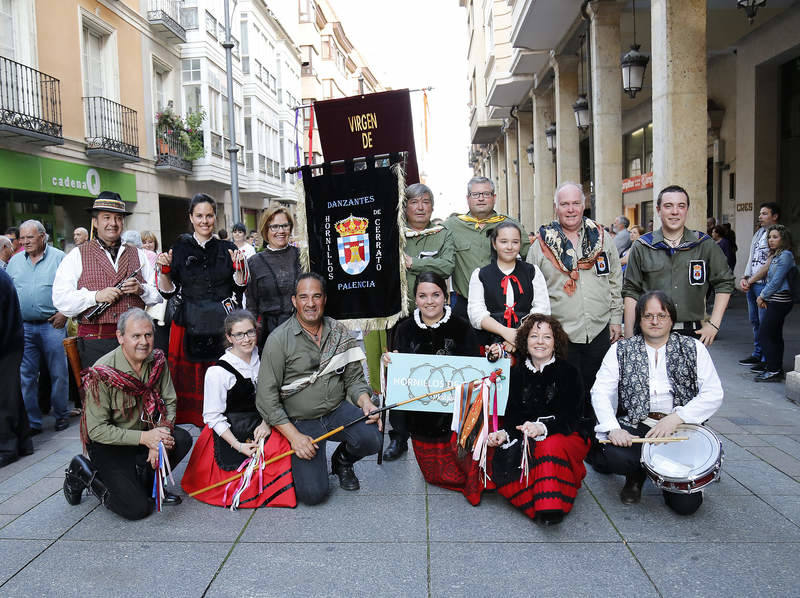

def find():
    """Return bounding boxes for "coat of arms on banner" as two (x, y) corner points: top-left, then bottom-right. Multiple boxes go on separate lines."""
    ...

(335, 215), (370, 275)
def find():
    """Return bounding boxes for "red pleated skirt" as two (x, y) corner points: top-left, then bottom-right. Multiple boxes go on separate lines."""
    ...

(181, 426), (297, 509)
(411, 432), (496, 506)
(495, 433), (589, 519)
(168, 323), (212, 427)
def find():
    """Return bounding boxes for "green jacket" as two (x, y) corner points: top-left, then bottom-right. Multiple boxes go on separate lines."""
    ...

(404, 225), (455, 309)
(444, 212), (530, 298)
(84, 346), (177, 446)
(622, 228), (735, 323)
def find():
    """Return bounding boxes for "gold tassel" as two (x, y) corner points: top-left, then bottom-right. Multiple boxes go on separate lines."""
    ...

(293, 176), (311, 273)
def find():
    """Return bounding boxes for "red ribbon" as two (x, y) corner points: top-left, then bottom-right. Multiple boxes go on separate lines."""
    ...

(503, 303), (518, 328)
(500, 274), (523, 296)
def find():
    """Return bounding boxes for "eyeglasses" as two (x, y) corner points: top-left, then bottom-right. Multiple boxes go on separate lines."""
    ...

(469, 191), (495, 199)
(268, 223), (291, 231)
(230, 329), (257, 340)
(641, 313), (670, 322)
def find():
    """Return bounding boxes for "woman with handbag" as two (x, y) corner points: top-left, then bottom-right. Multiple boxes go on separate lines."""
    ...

(156, 194), (248, 426)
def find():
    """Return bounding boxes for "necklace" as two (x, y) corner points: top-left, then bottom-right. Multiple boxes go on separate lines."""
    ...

(299, 320), (322, 341)
(663, 232), (683, 247)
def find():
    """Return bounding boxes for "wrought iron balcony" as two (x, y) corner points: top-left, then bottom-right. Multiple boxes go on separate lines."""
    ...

(84, 97), (140, 162)
(155, 127), (192, 174)
(0, 56), (63, 146)
(147, 0), (186, 43)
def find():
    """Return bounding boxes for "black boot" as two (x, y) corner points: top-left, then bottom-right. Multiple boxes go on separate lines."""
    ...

(64, 455), (109, 506)
(331, 444), (360, 491)
(620, 470), (647, 504)
(382, 438), (408, 461)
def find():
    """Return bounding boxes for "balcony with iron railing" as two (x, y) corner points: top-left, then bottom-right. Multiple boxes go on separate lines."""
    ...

(155, 126), (192, 174)
(83, 96), (140, 162)
(147, 0), (186, 43)
(0, 55), (63, 146)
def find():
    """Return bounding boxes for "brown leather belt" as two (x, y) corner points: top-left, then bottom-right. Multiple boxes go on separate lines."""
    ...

(648, 412), (668, 420)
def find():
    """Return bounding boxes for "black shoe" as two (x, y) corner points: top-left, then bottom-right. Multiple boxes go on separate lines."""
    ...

(0, 453), (18, 468)
(750, 362), (767, 372)
(64, 455), (108, 506)
(536, 510), (564, 526)
(162, 492), (182, 506)
(620, 471), (646, 504)
(331, 444), (360, 491)
(55, 418), (69, 432)
(29, 428), (42, 437)
(755, 370), (785, 383)
(739, 356), (761, 366)
(382, 438), (408, 461)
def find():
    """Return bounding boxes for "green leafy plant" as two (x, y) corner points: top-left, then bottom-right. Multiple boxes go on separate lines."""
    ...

(181, 109), (207, 161)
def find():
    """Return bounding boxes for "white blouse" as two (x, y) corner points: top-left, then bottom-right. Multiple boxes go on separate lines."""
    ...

(467, 263), (551, 330)
(203, 347), (261, 436)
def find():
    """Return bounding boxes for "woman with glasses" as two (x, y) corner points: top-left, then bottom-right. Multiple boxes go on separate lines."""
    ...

(181, 310), (296, 508)
(245, 207), (301, 352)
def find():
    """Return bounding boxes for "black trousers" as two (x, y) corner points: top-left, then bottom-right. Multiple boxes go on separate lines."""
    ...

(758, 301), (793, 373)
(0, 349), (33, 463)
(591, 423), (703, 516)
(388, 411), (410, 444)
(567, 325), (610, 435)
(87, 427), (192, 520)
(290, 401), (382, 506)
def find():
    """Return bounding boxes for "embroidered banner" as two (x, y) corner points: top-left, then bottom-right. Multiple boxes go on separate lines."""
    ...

(386, 353), (511, 414)
(300, 155), (404, 327)
(312, 89), (420, 185)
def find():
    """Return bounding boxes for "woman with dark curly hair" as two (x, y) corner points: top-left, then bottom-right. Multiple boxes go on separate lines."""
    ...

(487, 313), (590, 525)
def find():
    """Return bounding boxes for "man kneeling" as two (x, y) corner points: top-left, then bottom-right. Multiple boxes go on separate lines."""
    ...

(63, 308), (191, 519)
(590, 291), (723, 515)
(256, 273), (382, 505)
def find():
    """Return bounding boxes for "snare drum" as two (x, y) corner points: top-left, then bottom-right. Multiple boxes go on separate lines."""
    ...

(640, 424), (723, 494)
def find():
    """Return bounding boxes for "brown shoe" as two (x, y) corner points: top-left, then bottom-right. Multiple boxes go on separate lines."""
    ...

(620, 471), (646, 504)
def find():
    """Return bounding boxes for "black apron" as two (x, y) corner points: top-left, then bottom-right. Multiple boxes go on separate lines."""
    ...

(211, 359), (262, 471)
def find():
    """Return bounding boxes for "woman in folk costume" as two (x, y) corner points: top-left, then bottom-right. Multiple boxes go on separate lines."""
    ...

(245, 206), (301, 353)
(156, 194), (248, 426)
(182, 310), (295, 508)
(467, 221), (550, 355)
(383, 272), (490, 504)
(488, 314), (590, 525)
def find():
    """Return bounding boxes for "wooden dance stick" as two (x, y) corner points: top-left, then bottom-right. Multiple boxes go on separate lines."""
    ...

(63, 336), (83, 389)
(189, 369), (503, 497)
(598, 436), (689, 444)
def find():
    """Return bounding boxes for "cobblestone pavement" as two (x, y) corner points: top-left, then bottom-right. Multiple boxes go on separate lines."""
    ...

(1, 294), (799, 597)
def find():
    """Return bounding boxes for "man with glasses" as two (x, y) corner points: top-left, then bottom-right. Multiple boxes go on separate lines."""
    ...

(591, 291), (723, 514)
(622, 185), (735, 344)
(445, 177), (530, 320)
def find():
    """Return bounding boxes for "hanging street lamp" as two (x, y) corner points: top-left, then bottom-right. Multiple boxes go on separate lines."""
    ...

(545, 123), (557, 154)
(526, 141), (535, 166)
(573, 94), (591, 131)
(737, 0), (767, 24)
(621, 0), (649, 99)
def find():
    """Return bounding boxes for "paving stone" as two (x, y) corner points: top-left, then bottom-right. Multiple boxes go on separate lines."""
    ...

(725, 460), (800, 495)
(0, 540), (230, 597)
(717, 434), (760, 461)
(760, 495), (800, 528)
(241, 494), (426, 543)
(0, 493), (97, 540)
(0, 539), (51, 585)
(430, 542), (657, 597)
(724, 434), (772, 447)
(351, 455), (426, 495)
(0, 446), (79, 494)
(427, 488), (619, 542)
(0, 514), (18, 528)
(629, 542), (800, 598)
(0, 476), (64, 515)
(763, 434), (800, 458)
(740, 425), (800, 435)
(603, 495), (800, 543)
(207, 542), (428, 597)
(64, 494), (253, 543)
(746, 445), (800, 476)
(706, 417), (749, 435)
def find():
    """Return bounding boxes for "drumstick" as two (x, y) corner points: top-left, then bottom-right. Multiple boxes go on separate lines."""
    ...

(598, 436), (689, 444)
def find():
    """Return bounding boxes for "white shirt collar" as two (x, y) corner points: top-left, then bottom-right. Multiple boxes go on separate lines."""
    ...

(220, 347), (259, 371)
(193, 233), (211, 248)
(414, 305), (452, 329)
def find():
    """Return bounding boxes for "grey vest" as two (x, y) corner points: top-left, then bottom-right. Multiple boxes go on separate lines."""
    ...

(616, 333), (698, 426)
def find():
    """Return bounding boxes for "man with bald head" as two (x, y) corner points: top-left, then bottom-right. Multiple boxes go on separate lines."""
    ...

(73, 227), (89, 247)
(0, 236), (13, 269)
(7, 220), (70, 433)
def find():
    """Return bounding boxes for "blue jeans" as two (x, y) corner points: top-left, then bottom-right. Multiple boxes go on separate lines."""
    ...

(746, 282), (766, 360)
(21, 321), (69, 427)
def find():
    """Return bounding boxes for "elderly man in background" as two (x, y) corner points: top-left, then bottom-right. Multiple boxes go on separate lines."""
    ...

(6, 220), (70, 434)
(445, 176), (530, 320)
(73, 227), (89, 247)
(613, 215), (632, 257)
(0, 236), (13, 269)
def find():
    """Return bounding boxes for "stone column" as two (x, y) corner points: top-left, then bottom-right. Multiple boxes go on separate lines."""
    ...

(532, 90), (555, 230)
(551, 54), (581, 185)
(505, 121), (520, 219)
(588, 0), (623, 228)
(517, 110), (535, 232)
(650, 0), (707, 230)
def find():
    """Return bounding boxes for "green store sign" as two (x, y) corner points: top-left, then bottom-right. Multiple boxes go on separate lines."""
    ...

(0, 149), (137, 203)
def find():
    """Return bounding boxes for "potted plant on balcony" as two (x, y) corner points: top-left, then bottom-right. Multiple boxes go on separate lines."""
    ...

(156, 102), (181, 155)
(180, 109), (207, 161)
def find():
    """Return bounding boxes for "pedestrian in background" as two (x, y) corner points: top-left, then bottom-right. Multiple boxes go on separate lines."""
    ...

(711, 225), (736, 270)
(0, 236), (12, 268)
(231, 222), (256, 259)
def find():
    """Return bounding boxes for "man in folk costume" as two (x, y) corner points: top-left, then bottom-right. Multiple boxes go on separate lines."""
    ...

(257, 273), (382, 505)
(623, 185), (735, 344)
(445, 176), (530, 321)
(591, 291), (723, 514)
(52, 192), (162, 383)
(63, 308), (191, 519)
(381, 183), (456, 462)
(527, 182), (622, 411)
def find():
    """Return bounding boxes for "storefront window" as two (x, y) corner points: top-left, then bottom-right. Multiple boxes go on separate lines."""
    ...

(623, 123), (653, 178)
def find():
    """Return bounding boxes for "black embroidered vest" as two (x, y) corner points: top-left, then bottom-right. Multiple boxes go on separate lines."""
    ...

(477, 260), (536, 328)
